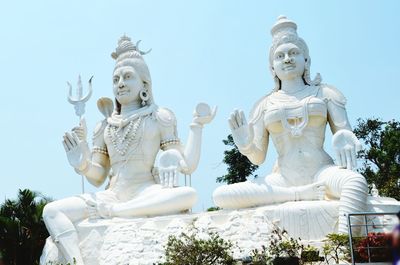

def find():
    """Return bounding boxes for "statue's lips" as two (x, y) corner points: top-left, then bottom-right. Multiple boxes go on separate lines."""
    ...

(118, 90), (130, 95)
(283, 65), (295, 70)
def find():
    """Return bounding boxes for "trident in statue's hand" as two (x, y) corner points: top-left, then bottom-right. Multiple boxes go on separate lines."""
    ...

(66, 75), (93, 194)
(67, 75), (93, 119)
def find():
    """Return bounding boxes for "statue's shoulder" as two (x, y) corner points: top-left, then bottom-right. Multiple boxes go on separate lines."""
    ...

(154, 106), (177, 127)
(249, 91), (273, 123)
(318, 83), (347, 106)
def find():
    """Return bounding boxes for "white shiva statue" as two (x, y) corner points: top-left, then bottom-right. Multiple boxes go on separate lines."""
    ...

(213, 16), (368, 234)
(42, 35), (216, 265)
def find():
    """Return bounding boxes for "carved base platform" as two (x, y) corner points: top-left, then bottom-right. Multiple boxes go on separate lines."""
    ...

(40, 196), (400, 265)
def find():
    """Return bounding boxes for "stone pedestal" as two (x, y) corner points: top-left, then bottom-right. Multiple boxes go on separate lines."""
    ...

(40, 196), (400, 265)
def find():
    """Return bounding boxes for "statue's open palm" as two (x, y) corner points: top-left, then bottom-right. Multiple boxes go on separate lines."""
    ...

(158, 149), (186, 188)
(62, 132), (89, 169)
(228, 109), (254, 150)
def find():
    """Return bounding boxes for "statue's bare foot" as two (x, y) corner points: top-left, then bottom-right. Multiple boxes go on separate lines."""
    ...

(296, 181), (325, 201)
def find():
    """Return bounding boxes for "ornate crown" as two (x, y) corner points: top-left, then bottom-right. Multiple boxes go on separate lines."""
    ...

(269, 16), (321, 88)
(111, 35), (152, 60)
(270, 15), (299, 47)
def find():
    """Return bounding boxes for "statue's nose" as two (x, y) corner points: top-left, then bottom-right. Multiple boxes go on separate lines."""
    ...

(284, 56), (294, 64)
(118, 80), (125, 88)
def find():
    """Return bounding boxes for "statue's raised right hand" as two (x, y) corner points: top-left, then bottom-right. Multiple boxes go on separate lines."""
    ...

(62, 132), (90, 171)
(228, 109), (254, 151)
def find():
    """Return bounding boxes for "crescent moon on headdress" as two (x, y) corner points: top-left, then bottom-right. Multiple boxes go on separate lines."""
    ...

(136, 40), (152, 55)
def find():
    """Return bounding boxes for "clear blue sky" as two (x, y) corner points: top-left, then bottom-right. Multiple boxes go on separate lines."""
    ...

(1, 0), (399, 211)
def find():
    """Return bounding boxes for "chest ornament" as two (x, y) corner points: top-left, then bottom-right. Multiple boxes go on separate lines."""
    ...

(278, 97), (311, 138)
(106, 116), (142, 156)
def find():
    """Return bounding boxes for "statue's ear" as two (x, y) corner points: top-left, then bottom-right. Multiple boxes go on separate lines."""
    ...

(97, 97), (114, 118)
(143, 81), (149, 90)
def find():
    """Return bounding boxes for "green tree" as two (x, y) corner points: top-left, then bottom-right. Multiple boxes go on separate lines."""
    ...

(217, 134), (259, 184)
(0, 189), (51, 265)
(353, 118), (400, 200)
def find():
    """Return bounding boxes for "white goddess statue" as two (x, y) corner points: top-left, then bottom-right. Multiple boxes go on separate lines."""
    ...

(213, 16), (368, 234)
(42, 35), (216, 264)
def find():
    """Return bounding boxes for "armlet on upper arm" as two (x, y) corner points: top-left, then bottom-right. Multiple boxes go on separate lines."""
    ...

(92, 120), (109, 156)
(320, 84), (351, 129)
(155, 107), (181, 151)
(320, 84), (347, 108)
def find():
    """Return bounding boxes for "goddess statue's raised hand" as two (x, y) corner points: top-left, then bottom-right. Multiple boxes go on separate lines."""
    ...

(228, 109), (254, 151)
(62, 131), (90, 173)
(332, 129), (362, 171)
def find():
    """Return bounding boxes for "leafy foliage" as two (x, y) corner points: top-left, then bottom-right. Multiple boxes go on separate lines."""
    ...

(249, 245), (272, 265)
(160, 225), (235, 265)
(268, 227), (303, 259)
(206, 206), (221, 212)
(355, 232), (392, 262)
(322, 233), (350, 264)
(354, 118), (400, 199)
(217, 134), (259, 184)
(0, 189), (51, 265)
(249, 226), (305, 264)
(300, 245), (323, 263)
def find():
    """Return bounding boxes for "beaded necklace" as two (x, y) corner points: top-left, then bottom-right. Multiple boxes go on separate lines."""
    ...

(106, 116), (142, 156)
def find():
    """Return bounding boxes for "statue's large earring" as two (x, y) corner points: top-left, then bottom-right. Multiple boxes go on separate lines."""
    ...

(139, 88), (149, 106)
